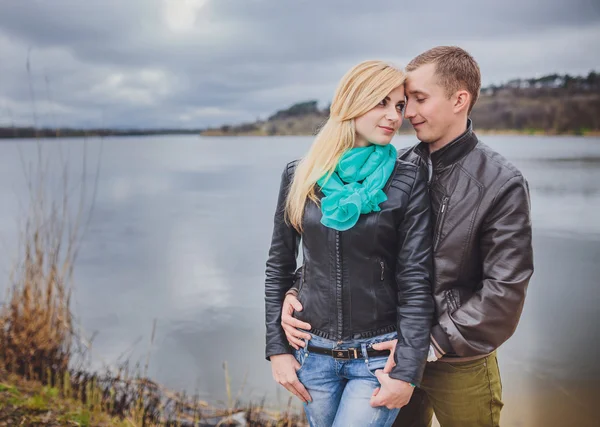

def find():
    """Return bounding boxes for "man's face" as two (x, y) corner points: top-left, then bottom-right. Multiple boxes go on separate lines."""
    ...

(404, 63), (456, 145)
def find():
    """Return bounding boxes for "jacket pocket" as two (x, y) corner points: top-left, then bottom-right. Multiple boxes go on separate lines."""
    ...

(295, 264), (310, 325)
(378, 258), (385, 282)
(445, 288), (462, 314)
(434, 196), (450, 251)
(297, 264), (307, 299)
(374, 258), (396, 311)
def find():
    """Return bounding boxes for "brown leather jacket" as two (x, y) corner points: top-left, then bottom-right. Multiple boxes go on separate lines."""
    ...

(399, 120), (534, 358)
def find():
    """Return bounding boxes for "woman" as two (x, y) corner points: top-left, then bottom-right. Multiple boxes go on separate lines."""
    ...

(265, 60), (433, 427)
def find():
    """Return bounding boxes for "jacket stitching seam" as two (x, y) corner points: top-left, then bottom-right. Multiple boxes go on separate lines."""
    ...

(487, 174), (523, 214)
(478, 145), (522, 176)
(389, 184), (411, 196)
(455, 164), (485, 278)
(485, 356), (496, 425)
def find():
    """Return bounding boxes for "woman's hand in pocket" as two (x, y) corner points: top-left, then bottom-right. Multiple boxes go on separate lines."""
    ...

(270, 354), (312, 403)
(370, 373), (414, 409)
(371, 339), (398, 373)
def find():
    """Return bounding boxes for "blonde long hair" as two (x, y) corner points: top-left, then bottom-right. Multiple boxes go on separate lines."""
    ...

(285, 60), (406, 232)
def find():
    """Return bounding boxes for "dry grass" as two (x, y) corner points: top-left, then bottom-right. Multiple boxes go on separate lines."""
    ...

(0, 50), (92, 385)
(0, 54), (306, 425)
(0, 133), (87, 384)
(0, 219), (73, 383)
(0, 140), (306, 426)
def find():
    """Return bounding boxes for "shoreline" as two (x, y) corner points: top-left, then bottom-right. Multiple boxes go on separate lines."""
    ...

(0, 369), (306, 426)
(1, 129), (599, 140)
(199, 129), (600, 137)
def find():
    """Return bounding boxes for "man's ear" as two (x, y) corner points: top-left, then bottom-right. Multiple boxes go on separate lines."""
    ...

(453, 90), (470, 114)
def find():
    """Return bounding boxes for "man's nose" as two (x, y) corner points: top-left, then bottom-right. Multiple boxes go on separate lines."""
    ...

(404, 100), (416, 119)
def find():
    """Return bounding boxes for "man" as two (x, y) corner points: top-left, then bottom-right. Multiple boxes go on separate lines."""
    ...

(281, 46), (534, 427)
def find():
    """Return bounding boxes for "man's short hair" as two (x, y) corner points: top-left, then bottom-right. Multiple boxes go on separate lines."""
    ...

(407, 46), (481, 115)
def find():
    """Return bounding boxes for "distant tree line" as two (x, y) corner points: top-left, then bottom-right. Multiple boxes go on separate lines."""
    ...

(482, 71), (599, 95)
(0, 127), (204, 139)
(3, 71), (598, 138)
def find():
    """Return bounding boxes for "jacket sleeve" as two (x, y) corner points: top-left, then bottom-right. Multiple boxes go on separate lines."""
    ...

(265, 162), (301, 360)
(390, 166), (435, 386)
(435, 174), (534, 357)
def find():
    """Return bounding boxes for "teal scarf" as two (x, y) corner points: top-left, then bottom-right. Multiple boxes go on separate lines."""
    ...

(317, 144), (397, 231)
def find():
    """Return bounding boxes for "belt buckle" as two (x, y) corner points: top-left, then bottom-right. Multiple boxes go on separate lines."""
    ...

(333, 349), (348, 359)
(332, 348), (359, 359)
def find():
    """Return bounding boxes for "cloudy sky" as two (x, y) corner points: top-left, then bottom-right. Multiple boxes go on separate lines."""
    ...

(1, 0), (599, 129)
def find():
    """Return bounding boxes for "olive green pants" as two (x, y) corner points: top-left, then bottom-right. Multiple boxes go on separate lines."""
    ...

(393, 352), (503, 427)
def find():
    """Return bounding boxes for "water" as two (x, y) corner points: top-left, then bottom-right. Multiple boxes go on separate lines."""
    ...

(0, 134), (598, 426)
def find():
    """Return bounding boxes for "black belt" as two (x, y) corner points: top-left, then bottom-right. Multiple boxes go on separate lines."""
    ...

(307, 345), (390, 360)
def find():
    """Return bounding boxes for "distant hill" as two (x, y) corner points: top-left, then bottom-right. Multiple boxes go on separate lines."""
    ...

(201, 100), (329, 137)
(3, 72), (598, 139)
(201, 71), (600, 136)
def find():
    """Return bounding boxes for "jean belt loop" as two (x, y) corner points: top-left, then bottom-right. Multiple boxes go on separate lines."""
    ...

(360, 343), (369, 362)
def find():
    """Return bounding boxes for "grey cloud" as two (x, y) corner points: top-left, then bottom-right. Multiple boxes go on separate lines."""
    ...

(0, 0), (599, 128)
(0, 0), (160, 48)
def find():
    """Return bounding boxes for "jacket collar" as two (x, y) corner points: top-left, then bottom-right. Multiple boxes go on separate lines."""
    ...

(414, 119), (478, 170)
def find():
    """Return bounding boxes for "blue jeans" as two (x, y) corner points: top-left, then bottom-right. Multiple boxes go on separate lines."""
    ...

(293, 331), (400, 427)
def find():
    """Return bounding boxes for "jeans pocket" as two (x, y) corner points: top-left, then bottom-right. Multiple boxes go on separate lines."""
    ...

(366, 355), (388, 379)
(445, 356), (488, 373)
(293, 347), (310, 375)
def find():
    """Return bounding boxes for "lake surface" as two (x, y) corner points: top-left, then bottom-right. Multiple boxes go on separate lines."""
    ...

(0, 134), (598, 426)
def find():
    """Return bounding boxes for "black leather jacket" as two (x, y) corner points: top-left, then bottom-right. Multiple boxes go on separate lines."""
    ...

(399, 120), (534, 358)
(265, 159), (434, 385)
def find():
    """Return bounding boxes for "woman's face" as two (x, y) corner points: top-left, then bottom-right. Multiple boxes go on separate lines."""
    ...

(354, 85), (405, 148)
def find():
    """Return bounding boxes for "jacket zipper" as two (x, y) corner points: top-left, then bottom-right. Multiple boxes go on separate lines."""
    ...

(380, 260), (385, 281)
(434, 196), (449, 250)
(451, 290), (460, 311)
(446, 289), (460, 313)
(336, 231), (343, 340)
(297, 264), (306, 297)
